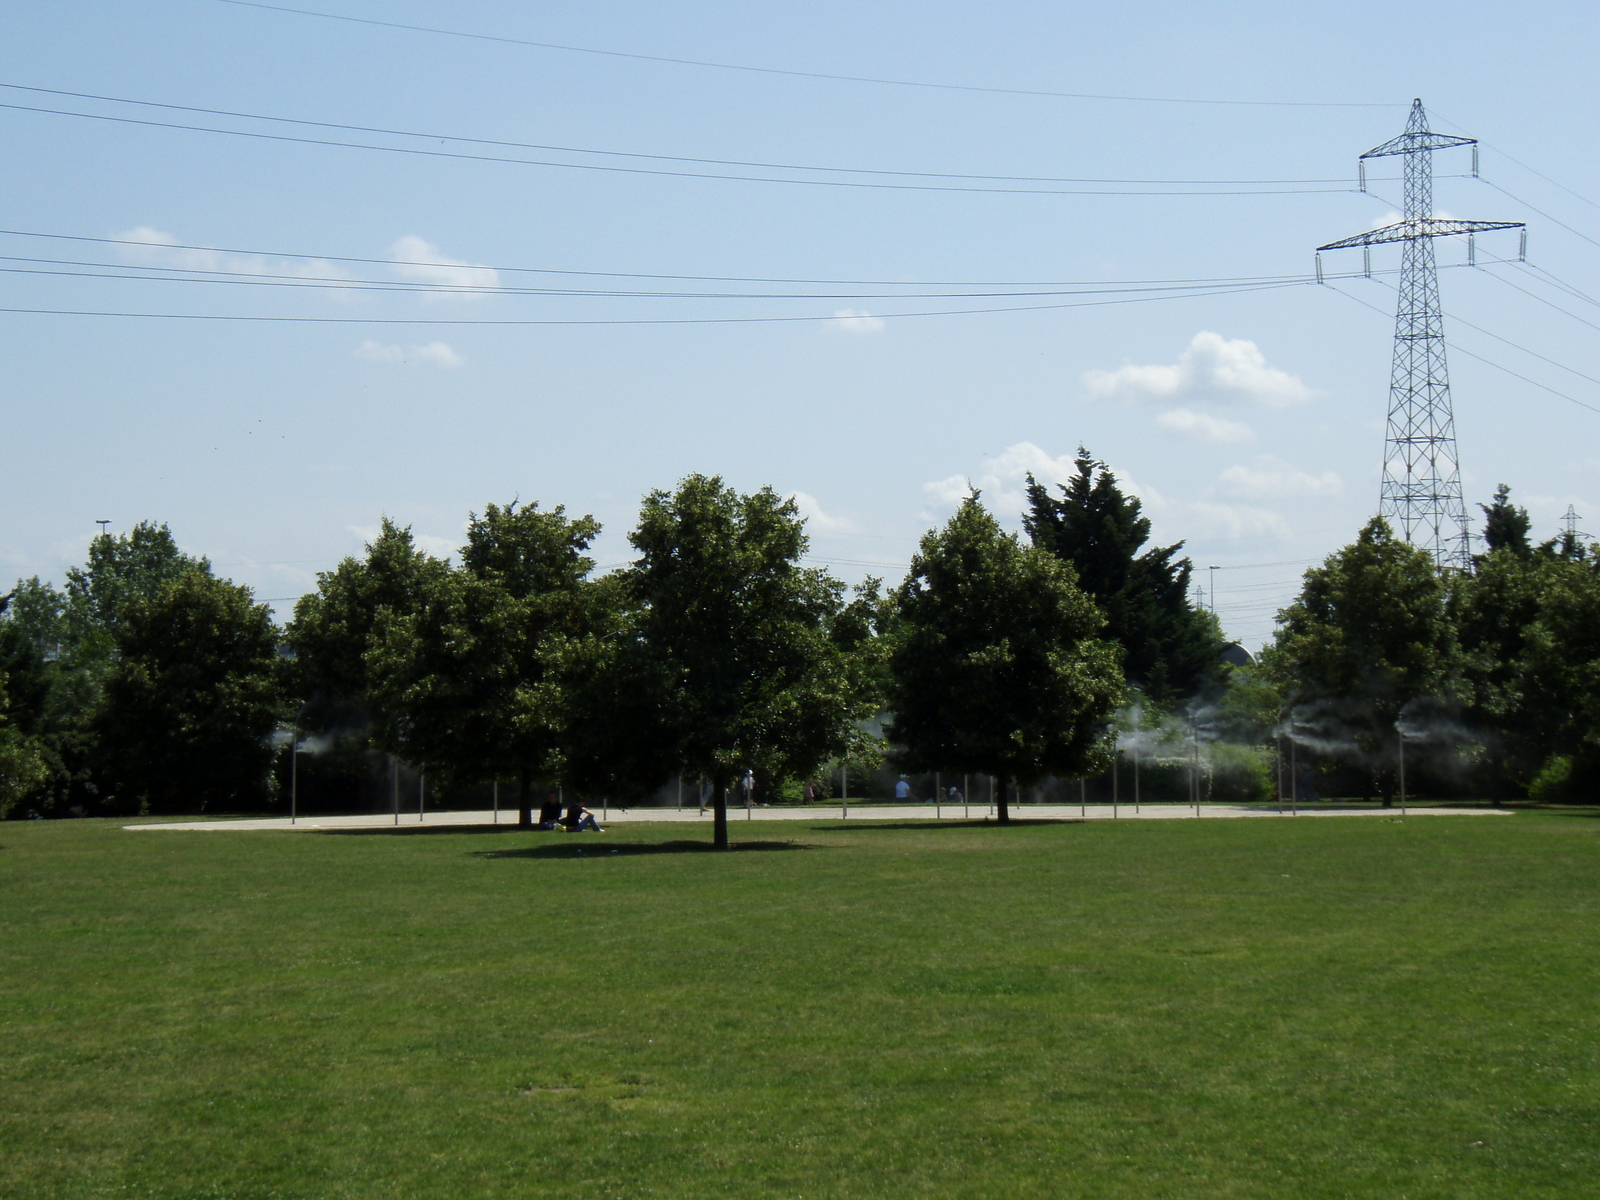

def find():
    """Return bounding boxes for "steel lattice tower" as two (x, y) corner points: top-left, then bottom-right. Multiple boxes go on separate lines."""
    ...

(1317, 99), (1524, 570)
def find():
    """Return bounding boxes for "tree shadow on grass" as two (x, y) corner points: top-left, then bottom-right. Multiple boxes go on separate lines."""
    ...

(472, 839), (815, 860)
(317, 823), (545, 837)
(807, 819), (1083, 832)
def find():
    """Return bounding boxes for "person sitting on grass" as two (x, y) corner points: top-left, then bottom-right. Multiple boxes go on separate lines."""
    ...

(562, 802), (602, 832)
(537, 789), (563, 830)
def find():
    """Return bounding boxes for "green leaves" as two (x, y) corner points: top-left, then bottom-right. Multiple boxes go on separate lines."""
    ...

(1024, 449), (1219, 703)
(93, 570), (280, 814)
(626, 475), (879, 791)
(888, 493), (1124, 787)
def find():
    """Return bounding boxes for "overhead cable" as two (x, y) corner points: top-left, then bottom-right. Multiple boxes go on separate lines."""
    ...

(212, 0), (1399, 109)
(0, 84), (1369, 188)
(1328, 284), (1600, 418)
(0, 255), (1327, 302)
(0, 228), (1323, 289)
(1479, 178), (1600, 252)
(0, 278), (1310, 325)
(0, 99), (1356, 197)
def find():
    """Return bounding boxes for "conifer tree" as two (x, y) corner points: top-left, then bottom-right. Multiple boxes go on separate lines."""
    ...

(1024, 448), (1219, 704)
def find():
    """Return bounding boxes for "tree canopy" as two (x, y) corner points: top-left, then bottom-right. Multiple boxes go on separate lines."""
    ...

(888, 493), (1124, 820)
(625, 474), (881, 846)
(1265, 516), (1460, 795)
(364, 502), (602, 822)
(92, 570), (280, 814)
(1024, 449), (1219, 705)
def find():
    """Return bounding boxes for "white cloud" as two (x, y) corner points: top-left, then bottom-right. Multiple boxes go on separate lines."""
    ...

(389, 235), (500, 292)
(920, 442), (1165, 520)
(1186, 502), (1292, 539)
(1083, 331), (1317, 407)
(412, 341), (464, 367)
(356, 341), (405, 363)
(412, 533), (459, 558)
(356, 340), (464, 367)
(344, 524), (457, 560)
(828, 309), (885, 333)
(1219, 455), (1342, 500)
(792, 492), (856, 533)
(115, 226), (352, 288)
(1155, 408), (1255, 444)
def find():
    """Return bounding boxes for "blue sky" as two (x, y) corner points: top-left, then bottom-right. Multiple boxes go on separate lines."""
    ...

(3, 0), (1597, 649)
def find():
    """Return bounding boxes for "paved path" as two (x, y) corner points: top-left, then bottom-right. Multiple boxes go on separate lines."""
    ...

(126, 803), (1510, 832)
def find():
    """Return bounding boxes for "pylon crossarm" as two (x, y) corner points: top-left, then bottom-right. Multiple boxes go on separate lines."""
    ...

(1317, 218), (1523, 251)
(1360, 131), (1475, 159)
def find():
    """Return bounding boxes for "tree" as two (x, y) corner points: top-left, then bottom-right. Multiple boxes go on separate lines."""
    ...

(626, 475), (879, 848)
(0, 670), (50, 819)
(93, 571), (281, 814)
(1515, 555), (1600, 798)
(1477, 483), (1532, 559)
(1024, 449), (1219, 704)
(1265, 516), (1460, 800)
(66, 522), (209, 649)
(888, 494), (1124, 821)
(287, 519), (449, 736)
(0, 581), (78, 814)
(365, 502), (601, 824)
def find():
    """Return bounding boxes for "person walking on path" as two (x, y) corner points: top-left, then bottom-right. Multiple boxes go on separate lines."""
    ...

(739, 769), (756, 810)
(895, 775), (912, 802)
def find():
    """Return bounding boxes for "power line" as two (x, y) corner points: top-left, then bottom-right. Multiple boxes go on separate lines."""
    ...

(212, 0), (1400, 109)
(0, 228), (1328, 289)
(0, 277), (1310, 325)
(1328, 283), (1600, 419)
(0, 99), (1357, 198)
(1479, 178), (1600, 252)
(1478, 264), (1600, 335)
(1517, 262), (1600, 311)
(0, 83), (1368, 189)
(0, 254), (1328, 302)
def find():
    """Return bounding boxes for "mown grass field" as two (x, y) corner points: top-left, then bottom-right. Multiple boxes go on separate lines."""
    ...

(2, 811), (1597, 1198)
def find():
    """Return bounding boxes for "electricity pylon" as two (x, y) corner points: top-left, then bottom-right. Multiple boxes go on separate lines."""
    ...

(1317, 99), (1524, 570)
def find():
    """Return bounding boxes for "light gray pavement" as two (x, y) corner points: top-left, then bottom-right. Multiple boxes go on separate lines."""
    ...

(125, 803), (1510, 832)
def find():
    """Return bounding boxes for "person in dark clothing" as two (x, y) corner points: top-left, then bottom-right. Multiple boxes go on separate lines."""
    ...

(563, 802), (602, 832)
(538, 789), (563, 830)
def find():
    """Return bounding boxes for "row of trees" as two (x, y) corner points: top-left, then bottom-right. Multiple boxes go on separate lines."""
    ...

(3, 456), (1223, 838)
(1262, 488), (1600, 801)
(11, 453), (1586, 825)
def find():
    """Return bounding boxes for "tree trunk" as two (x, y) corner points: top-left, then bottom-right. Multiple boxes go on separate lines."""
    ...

(997, 776), (1011, 824)
(518, 767), (533, 827)
(713, 778), (729, 849)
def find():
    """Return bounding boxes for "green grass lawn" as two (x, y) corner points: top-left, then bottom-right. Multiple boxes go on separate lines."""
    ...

(3, 813), (1598, 1198)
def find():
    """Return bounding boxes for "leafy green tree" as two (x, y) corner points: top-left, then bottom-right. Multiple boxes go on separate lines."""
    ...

(66, 523), (208, 649)
(888, 494), (1124, 822)
(0, 670), (51, 819)
(626, 475), (880, 848)
(1024, 449), (1219, 704)
(93, 571), (281, 814)
(1456, 536), (1600, 798)
(365, 502), (601, 824)
(1477, 484), (1533, 559)
(287, 519), (449, 735)
(1265, 516), (1460, 799)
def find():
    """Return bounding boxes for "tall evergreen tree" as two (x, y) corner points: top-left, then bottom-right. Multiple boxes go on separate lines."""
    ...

(1477, 483), (1533, 559)
(1024, 448), (1219, 704)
